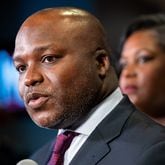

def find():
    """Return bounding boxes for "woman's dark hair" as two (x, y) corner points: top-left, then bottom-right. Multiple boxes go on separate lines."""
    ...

(119, 13), (165, 55)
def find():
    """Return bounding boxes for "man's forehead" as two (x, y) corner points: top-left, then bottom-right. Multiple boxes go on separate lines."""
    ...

(19, 14), (90, 43)
(21, 13), (88, 33)
(14, 8), (102, 56)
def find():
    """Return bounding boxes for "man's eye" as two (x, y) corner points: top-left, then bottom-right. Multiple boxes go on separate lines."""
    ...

(16, 65), (26, 73)
(42, 56), (57, 63)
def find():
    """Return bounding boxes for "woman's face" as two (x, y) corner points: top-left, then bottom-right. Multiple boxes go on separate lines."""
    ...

(119, 30), (165, 116)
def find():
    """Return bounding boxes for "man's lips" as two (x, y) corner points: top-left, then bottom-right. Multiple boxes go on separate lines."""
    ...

(26, 93), (49, 109)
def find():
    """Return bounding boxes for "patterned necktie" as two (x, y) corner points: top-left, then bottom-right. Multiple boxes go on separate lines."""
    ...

(48, 131), (79, 165)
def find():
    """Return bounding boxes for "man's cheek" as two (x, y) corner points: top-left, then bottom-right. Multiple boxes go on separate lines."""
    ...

(19, 83), (24, 99)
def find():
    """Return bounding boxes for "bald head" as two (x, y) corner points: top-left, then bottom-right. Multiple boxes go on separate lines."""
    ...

(16, 7), (109, 54)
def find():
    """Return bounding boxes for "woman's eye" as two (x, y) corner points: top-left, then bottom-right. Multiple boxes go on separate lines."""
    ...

(138, 55), (154, 64)
(118, 60), (127, 70)
(42, 56), (57, 63)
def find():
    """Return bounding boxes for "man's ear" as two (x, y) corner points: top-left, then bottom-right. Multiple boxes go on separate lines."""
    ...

(95, 49), (110, 79)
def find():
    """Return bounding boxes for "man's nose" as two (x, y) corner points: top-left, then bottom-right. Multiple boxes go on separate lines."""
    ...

(24, 66), (43, 87)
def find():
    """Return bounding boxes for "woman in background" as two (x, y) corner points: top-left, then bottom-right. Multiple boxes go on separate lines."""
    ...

(118, 14), (165, 126)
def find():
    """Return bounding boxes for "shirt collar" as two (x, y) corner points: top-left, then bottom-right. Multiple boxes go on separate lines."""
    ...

(59, 88), (123, 136)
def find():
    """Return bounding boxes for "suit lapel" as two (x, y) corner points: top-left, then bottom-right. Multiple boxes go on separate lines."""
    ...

(70, 96), (134, 165)
(70, 128), (110, 165)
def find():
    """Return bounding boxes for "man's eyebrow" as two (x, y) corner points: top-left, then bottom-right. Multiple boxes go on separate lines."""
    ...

(33, 45), (52, 52)
(13, 44), (55, 61)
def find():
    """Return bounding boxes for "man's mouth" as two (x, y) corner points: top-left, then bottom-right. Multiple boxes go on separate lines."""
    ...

(26, 93), (49, 109)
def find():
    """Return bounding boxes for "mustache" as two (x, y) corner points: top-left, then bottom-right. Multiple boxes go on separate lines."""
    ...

(24, 87), (52, 104)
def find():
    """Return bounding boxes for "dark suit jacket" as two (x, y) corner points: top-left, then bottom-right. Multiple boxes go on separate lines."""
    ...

(31, 96), (165, 165)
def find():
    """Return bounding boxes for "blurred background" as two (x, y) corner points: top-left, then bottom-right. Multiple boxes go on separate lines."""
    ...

(0, 0), (165, 164)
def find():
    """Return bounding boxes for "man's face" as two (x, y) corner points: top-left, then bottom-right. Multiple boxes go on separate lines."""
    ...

(13, 18), (102, 129)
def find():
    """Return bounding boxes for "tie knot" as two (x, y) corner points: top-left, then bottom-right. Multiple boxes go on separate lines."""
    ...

(53, 131), (79, 154)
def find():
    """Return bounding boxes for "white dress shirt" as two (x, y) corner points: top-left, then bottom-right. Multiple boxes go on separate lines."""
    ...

(58, 88), (123, 165)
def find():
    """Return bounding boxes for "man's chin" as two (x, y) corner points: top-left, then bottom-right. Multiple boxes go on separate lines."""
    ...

(33, 118), (66, 129)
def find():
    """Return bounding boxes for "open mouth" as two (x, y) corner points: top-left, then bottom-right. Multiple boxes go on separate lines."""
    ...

(26, 93), (49, 109)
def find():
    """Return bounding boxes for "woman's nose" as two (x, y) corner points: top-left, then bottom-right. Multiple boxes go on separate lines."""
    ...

(121, 64), (137, 78)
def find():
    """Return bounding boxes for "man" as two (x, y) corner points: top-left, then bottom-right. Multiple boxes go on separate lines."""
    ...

(13, 7), (165, 165)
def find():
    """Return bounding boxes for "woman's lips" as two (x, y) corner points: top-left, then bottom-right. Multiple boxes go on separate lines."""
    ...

(122, 85), (138, 94)
(28, 96), (49, 109)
